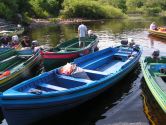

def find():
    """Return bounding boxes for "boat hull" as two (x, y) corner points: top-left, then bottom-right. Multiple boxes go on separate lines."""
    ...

(43, 48), (96, 71)
(0, 48), (16, 61)
(42, 36), (99, 71)
(0, 50), (42, 91)
(1, 47), (141, 125)
(148, 29), (166, 39)
(141, 57), (166, 113)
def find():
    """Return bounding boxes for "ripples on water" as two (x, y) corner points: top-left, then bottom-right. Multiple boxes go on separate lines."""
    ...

(1, 17), (166, 125)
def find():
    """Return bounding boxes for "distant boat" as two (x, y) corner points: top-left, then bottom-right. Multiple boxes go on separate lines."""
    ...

(41, 35), (99, 71)
(0, 49), (42, 91)
(148, 28), (166, 39)
(0, 43), (142, 125)
(141, 56), (166, 113)
(0, 25), (24, 37)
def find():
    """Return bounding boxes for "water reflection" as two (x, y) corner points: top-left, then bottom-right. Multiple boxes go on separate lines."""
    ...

(28, 17), (166, 56)
(141, 79), (166, 125)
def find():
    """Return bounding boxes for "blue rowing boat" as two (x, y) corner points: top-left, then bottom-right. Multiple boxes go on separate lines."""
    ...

(0, 42), (142, 125)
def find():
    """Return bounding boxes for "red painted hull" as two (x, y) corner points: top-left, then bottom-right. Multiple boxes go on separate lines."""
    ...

(42, 47), (98, 71)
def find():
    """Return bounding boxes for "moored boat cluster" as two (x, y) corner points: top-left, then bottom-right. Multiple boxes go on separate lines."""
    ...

(0, 22), (165, 125)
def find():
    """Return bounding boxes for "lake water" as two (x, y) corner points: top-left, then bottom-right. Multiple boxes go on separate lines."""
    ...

(0, 16), (166, 125)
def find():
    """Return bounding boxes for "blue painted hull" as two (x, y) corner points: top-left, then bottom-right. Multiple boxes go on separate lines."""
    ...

(0, 45), (142, 125)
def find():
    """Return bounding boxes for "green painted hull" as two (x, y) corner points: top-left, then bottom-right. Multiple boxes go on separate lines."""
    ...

(141, 56), (166, 113)
(0, 48), (16, 61)
(0, 49), (42, 92)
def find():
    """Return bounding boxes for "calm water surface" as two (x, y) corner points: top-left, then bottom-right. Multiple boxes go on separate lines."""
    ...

(1, 17), (166, 125)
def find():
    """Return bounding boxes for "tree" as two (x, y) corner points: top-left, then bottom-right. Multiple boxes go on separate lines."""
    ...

(109, 0), (127, 13)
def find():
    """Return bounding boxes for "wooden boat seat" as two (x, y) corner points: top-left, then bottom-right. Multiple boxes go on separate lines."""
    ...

(114, 53), (129, 57)
(155, 72), (166, 77)
(62, 48), (80, 51)
(118, 48), (133, 54)
(38, 83), (67, 91)
(57, 74), (93, 83)
(83, 69), (108, 75)
(18, 55), (31, 58)
(81, 54), (112, 68)
(63, 42), (78, 49)
(0, 55), (17, 63)
(155, 76), (166, 92)
(150, 63), (166, 72)
(113, 53), (129, 61)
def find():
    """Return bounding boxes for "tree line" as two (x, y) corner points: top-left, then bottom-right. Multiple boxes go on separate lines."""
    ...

(0, 0), (166, 24)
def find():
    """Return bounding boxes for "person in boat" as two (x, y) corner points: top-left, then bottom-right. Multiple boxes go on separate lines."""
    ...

(128, 38), (135, 47)
(78, 22), (88, 47)
(11, 34), (19, 47)
(31, 40), (41, 53)
(152, 49), (160, 60)
(150, 22), (158, 30)
(21, 36), (31, 47)
(0, 33), (11, 47)
(88, 30), (93, 37)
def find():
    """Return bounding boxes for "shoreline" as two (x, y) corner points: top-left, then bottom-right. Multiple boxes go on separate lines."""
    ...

(29, 18), (105, 28)
(1, 15), (144, 29)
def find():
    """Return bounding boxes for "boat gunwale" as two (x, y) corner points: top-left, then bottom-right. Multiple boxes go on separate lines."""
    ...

(42, 36), (99, 55)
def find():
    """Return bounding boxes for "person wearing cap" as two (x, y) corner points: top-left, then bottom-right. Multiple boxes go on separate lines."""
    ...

(0, 33), (11, 47)
(78, 22), (88, 47)
(11, 34), (19, 46)
(150, 22), (158, 30)
(21, 36), (31, 47)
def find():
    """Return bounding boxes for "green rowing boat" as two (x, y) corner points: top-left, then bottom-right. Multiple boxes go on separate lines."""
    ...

(0, 49), (42, 91)
(141, 56), (166, 113)
(41, 35), (99, 71)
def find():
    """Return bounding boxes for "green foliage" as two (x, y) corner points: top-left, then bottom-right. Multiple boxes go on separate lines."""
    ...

(61, 0), (125, 19)
(1, 0), (166, 22)
(126, 0), (144, 14)
(0, 0), (18, 20)
(159, 10), (166, 16)
(142, 0), (163, 15)
(126, 0), (144, 8)
(143, 7), (162, 16)
(109, 0), (127, 13)
(29, 0), (48, 18)
(29, 0), (63, 18)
